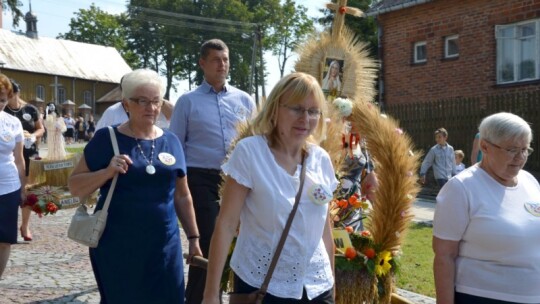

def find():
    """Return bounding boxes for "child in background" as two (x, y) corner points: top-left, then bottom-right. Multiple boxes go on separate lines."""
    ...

(455, 150), (465, 174)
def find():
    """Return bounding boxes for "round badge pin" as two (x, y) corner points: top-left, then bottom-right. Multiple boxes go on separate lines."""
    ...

(158, 152), (176, 166)
(308, 184), (333, 206)
(524, 202), (540, 217)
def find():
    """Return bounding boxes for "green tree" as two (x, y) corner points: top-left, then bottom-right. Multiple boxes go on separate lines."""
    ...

(318, 0), (378, 57)
(58, 4), (138, 68)
(2, 0), (23, 26)
(266, 0), (314, 78)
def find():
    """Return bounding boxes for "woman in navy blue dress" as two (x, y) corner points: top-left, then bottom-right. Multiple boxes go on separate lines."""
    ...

(69, 69), (201, 303)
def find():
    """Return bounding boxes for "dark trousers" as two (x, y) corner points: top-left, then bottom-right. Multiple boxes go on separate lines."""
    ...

(234, 273), (334, 304)
(455, 292), (535, 304)
(185, 167), (222, 304)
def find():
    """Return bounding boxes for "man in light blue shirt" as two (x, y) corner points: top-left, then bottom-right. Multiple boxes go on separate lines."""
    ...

(169, 39), (255, 304)
(420, 128), (457, 187)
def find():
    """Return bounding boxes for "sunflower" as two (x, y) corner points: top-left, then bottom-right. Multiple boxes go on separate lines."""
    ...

(374, 250), (392, 276)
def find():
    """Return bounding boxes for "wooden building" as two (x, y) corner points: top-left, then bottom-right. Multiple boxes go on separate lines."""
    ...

(0, 5), (131, 118)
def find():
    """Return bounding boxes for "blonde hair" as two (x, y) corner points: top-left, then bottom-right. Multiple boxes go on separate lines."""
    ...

(251, 72), (327, 147)
(454, 150), (465, 159)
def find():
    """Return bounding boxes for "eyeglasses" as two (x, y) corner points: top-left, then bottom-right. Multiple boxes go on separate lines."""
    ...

(485, 140), (534, 158)
(129, 97), (163, 107)
(281, 104), (321, 119)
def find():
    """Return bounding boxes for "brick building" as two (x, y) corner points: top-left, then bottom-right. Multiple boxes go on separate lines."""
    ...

(368, 0), (540, 106)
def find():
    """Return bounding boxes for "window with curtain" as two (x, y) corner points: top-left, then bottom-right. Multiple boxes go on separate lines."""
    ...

(496, 20), (539, 84)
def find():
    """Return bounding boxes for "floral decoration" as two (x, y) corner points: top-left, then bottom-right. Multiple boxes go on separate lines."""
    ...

(23, 185), (63, 217)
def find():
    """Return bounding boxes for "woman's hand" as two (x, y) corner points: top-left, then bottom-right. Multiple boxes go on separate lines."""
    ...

(188, 238), (203, 258)
(108, 154), (132, 175)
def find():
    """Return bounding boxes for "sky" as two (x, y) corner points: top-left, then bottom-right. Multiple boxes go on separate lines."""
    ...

(2, 0), (328, 103)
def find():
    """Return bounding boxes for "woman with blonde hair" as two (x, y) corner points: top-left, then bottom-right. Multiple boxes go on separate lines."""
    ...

(203, 72), (337, 303)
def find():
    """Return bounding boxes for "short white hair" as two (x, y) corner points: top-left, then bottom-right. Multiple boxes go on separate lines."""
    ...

(121, 69), (164, 99)
(479, 112), (532, 144)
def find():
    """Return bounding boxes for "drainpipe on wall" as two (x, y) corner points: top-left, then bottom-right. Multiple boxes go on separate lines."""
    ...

(376, 18), (385, 111)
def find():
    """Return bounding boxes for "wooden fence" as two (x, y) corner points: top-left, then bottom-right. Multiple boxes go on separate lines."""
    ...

(385, 90), (540, 174)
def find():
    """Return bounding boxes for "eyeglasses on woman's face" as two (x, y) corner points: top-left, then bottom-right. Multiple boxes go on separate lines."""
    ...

(485, 139), (534, 158)
(281, 104), (321, 120)
(129, 97), (163, 107)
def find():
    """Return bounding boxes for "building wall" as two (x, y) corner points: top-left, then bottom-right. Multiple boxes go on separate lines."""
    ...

(3, 69), (117, 116)
(378, 0), (540, 105)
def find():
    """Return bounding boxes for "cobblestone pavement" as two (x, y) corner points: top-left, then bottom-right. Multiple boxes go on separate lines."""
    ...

(0, 206), (434, 304)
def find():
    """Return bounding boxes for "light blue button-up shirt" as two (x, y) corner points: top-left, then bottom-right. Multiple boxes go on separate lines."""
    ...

(169, 80), (256, 170)
(420, 143), (457, 180)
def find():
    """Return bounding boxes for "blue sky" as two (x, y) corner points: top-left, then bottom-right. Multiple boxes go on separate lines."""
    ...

(3, 0), (328, 101)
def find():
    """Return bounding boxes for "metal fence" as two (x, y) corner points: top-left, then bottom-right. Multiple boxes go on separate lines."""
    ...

(385, 90), (540, 174)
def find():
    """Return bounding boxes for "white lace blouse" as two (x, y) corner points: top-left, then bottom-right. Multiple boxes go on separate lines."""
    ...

(222, 135), (338, 300)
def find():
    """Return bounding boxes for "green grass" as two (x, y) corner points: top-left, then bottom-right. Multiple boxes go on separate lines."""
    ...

(395, 222), (435, 297)
(66, 147), (84, 154)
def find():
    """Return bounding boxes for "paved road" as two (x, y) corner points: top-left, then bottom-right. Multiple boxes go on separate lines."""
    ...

(0, 201), (435, 304)
(0, 145), (435, 303)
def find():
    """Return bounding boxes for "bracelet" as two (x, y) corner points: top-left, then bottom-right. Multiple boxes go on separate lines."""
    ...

(187, 235), (200, 240)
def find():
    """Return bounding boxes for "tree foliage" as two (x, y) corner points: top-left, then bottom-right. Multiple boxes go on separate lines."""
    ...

(58, 0), (316, 99)
(2, 0), (24, 27)
(318, 0), (378, 57)
(265, 0), (314, 78)
(57, 4), (138, 68)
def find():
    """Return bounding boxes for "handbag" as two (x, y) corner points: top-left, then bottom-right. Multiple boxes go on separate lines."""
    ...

(228, 154), (307, 304)
(67, 126), (119, 248)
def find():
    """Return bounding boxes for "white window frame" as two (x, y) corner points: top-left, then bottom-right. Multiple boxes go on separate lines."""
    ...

(58, 87), (66, 102)
(36, 85), (45, 100)
(444, 35), (459, 58)
(83, 90), (92, 104)
(496, 19), (539, 84)
(414, 41), (427, 63)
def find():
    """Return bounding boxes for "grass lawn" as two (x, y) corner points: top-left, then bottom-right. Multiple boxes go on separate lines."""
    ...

(66, 146), (84, 154)
(395, 222), (435, 297)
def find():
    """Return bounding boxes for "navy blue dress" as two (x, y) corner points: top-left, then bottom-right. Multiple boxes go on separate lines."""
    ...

(85, 126), (186, 304)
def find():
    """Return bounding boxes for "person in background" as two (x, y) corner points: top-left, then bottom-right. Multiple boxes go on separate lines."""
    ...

(69, 69), (201, 303)
(170, 38), (256, 304)
(74, 116), (87, 143)
(86, 115), (96, 140)
(63, 113), (76, 145)
(470, 132), (482, 165)
(3, 79), (44, 241)
(419, 128), (456, 188)
(0, 74), (26, 278)
(433, 112), (540, 304)
(203, 72), (336, 304)
(454, 150), (465, 174)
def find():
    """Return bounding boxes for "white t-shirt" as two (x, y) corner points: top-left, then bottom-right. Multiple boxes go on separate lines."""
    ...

(96, 102), (169, 130)
(0, 112), (23, 195)
(434, 165), (540, 303)
(222, 135), (338, 300)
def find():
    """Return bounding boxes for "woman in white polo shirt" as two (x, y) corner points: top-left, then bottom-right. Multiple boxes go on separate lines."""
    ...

(0, 74), (26, 279)
(433, 112), (540, 304)
(203, 72), (337, 303)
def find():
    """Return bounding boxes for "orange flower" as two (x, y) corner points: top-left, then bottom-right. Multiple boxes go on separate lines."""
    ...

(361, 230), (371, 237)
(363, 248), (376, 259)
(345, 226), (353, 234)
(348, 196), (358, 205)
(345, 247), (357, 259)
